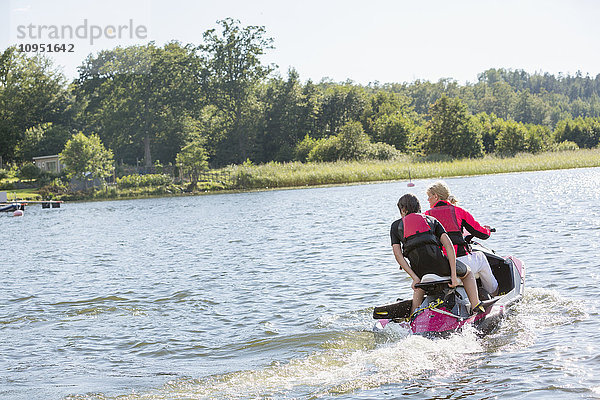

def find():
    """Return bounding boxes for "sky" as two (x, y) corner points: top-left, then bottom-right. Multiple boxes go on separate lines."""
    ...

(1, 0), (599, 84)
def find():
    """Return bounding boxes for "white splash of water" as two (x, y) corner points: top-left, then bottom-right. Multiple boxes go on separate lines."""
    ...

(68, 287), (589, 400)
(91, 328), (484, 400)
(485, 287), (589, 352)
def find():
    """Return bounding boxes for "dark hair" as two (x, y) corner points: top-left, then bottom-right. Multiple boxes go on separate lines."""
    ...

(397, 193), (421, 214)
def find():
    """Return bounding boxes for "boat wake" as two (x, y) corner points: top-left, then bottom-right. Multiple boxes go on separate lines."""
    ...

(483, 287), (589, 352)
(117, 330), (483, 400)
(66, 288), (588, 400)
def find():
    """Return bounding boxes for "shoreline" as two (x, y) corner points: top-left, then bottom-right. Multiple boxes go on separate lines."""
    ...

(7, 149), (600, 203)
(67, 161), (600, 203)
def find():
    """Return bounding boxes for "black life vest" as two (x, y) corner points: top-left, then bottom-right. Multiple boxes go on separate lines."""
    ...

(401, 213), (441, 256)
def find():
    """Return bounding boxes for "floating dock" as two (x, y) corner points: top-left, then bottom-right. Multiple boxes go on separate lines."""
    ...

(0, 191), (63, 212)
(0, 200), (62, 212)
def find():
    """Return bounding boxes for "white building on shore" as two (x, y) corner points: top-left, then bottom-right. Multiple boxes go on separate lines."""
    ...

(32, 155), (64, 173)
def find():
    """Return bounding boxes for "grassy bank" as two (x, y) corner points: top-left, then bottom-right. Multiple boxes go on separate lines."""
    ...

(3, 188), (42, 201)
(3, 149), (599, 202)
(226, 149), (600, 190)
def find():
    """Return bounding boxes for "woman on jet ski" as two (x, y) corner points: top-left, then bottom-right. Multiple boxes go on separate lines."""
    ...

(425, 181), (499, 297)
(390, 193), (483, 314)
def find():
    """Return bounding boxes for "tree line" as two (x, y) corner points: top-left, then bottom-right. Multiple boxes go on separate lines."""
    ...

(1, 18), (600, 178)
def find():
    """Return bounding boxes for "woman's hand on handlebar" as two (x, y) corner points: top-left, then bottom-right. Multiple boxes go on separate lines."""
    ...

(449, 275), (461, 288)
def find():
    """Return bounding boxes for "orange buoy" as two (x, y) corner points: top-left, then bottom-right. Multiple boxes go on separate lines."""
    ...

(407, 169), (415, 187)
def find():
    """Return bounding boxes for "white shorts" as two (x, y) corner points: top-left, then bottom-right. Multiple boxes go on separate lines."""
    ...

(458, 251), (498, 294)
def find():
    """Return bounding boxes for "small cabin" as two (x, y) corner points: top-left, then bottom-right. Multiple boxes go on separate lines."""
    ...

(32, 155), (64, 173)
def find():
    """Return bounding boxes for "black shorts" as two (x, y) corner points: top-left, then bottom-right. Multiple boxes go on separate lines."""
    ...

(408, 246), (469, 278)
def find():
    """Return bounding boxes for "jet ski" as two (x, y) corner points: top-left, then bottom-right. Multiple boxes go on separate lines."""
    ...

(373, 238), (525, 336)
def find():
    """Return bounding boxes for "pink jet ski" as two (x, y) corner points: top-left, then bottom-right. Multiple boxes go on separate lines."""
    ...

(373, 238), (525, 336)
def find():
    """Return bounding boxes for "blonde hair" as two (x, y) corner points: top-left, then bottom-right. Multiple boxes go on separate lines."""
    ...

(427, 180), (458, 205)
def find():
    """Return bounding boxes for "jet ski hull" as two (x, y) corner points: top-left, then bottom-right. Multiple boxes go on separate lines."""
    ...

(374, 245), (525, 336)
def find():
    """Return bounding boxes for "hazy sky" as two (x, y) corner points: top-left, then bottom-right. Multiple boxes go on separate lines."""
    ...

(2, 0), (599, 84)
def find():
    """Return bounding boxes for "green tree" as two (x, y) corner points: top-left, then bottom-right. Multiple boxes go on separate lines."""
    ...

(495, 120), (528, 155)
(15, 122), (71, 161)
(317, 83), (367, 136)
(176, 139), (209, 190)
(0, 47), (71, 162)
(424, 96), (483, 158)
(76, 42), (201, 167)
(525, 124), (553, 153)
(199, 18), (274, 165)
(485, 81), (514, 120)
(60, 132), (114, 182)
(361, 91), (413, 135)
(337, 121), (371, 160)
(371, 112), (414, 151)
(554, 117), (599, 148)
(190, 105), (229, 163)
(472, 112), (501, 154)
(261, 69), (311, 162)
(511, 89), (550, 125)
(394, 78), (460, 115)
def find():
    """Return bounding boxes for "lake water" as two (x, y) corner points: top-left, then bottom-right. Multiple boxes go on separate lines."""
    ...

(2, 167), (600, 400)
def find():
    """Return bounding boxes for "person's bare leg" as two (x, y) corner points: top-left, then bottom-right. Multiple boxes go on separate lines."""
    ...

(411, 288), (425, 314)
(460, 271), (481, 310)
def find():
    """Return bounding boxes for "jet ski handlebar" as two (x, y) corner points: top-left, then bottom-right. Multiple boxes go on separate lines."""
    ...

(464, 228), (495, 244)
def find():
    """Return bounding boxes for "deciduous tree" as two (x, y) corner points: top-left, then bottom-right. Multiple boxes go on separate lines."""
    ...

(495, 120), (528, 155)
(198, 18), (274, 165)
(0, 48), (70, 162)
(60, 132), (114, 182)
(424, 96), (483, 158)
(76, 42), (201, 167)
(176, 139), (209, 190)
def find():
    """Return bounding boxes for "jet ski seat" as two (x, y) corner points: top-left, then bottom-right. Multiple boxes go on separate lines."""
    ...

(420, 271), (481, 286)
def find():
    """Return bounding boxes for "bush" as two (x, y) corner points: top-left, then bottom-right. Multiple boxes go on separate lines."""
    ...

(294, 135), (318, 162)
(552, 141), (580, 152)
(0, 181), (15, 190)
(116, 174), (172, 188)
(366, 142), (402, 160)
(307, 136), (341, 162)
(18, 163), (41, 180)
(38, 182), (68, 200)
(231, 160), (256, 189)
(307, 121), (374, 162)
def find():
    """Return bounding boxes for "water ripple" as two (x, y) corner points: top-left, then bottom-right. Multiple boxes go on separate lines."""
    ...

(1, 168), (600, 399)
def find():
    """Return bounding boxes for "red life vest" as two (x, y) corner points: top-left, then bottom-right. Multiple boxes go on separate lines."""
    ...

(425, 203), (461, 234)
(425, 200), (491, 257)
(402, 213), (432, 238)
(401, 213), (441, 256)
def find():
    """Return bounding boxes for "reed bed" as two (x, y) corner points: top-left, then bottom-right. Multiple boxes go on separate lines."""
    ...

(227, 149), (600, 189)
